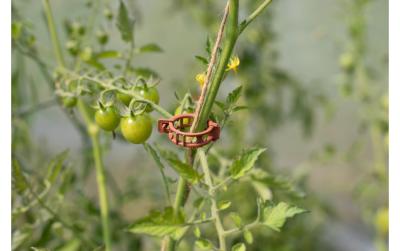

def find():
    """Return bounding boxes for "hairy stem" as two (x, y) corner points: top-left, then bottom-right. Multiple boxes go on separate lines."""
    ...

(42, 0), (65, 68)
(238, 0), (273, 34)
(78, 101), (112, 251)
(42, 2), (112, 249)
(166, 2), (239, 250)
(199, 149), (227, 250)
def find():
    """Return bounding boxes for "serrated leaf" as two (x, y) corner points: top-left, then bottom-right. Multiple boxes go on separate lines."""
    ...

(214, 100), (226, 110)
(251, 180), (272, 201)
(158, 149), (202, 184)
(127, 207), (185, 238)
(262, 202), (307, 232)
(230, 148), (266, 179)
(138, 43), (163, 53)
(195, 55), (208, 65)
(46, 150), (69, 186)
(217, 200), (231, 210)
(116, 0), (134, 42)
(12, 158), (27, 194)
(195, 238), (213, 250)
(250, 169), (305, 199)
(226, 86), (243, 105)
(232, 243), (246, 251)
(229, 213), (243, 228)
(243, 229), (253, 244)
(96, 50), (121, 59)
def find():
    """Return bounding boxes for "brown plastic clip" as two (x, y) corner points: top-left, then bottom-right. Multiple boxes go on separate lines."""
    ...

(158, 114), (220, 148)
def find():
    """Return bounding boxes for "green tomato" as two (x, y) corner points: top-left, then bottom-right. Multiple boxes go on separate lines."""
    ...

(117, 92), (132, 106)
(95, 106), (120, 131)
(66, 40), (79, 56)
(134, 86), (160, 112)
(121, 114), (152, 144)
(339, 53), (355, 72)
(62, 96), (77, 108)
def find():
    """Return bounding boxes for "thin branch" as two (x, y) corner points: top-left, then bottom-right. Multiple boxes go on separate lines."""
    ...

(238, 0), (273, 34)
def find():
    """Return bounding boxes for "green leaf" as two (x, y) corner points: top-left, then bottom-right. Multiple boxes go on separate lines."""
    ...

(229, 212), (243, 228)
(158, 149), (202, 184)
(262, 202), (307, 232)
(232, 243), (246, 251)
(217, 200), (231, 210)
(195, 238), (213, 250)
(138, 43), (163, 53)
(251, 180), (272, 201)
(12, 22), (23, 40)
(127, 207), (185, 238)
(214, 100), (226, 111)
(250, 169), (305, 199)
(230, 148), (266, 179)
(205, 36), (212, 56)
(226, 86), (243, 106)
(12, 158), (27, 194)
(131, 67), (159, 78)
(195, 55), (208, 65)
(232, 106), (248, 112)
(243, 229), (253, 244)
(57, 239), (81, 251)
(116, 0), (134, 42)
(96, 50), (121, 59)
(45, 150), (69, 186)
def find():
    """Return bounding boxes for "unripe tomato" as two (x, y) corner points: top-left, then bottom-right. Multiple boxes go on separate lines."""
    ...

(71, 21), (85, 36)
(134, 86), (159, 112)
(66, 40), (79, 56)
(339, 53), (355, 72)
(95, 106), (120, 131)
(117, 92), (132, 106)
(104, 8), (113, 20)
(62, 96), (77, 108)
(375, 207), (388, 236)
(121, 114), (152, 144)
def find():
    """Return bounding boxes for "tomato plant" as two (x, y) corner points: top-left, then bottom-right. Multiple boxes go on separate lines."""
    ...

(11, 0), (387, 250)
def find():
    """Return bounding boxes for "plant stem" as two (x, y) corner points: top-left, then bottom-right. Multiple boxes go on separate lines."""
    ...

(199, 149), (227, 250)
(42, 0), (66, 68)
(166, 2), (239, 250)
(194, 0), (239, 131)
(238, 0), (273, 34)
(42, 2), (112, 249)
(78, 101), (112, 251)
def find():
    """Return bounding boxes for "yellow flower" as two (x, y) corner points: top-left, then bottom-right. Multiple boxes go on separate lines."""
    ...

(195, 72), (206, 87)
(226, 55), (240, 73)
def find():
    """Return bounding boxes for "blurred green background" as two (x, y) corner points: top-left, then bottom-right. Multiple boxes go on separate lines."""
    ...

(12, 0), (388, 250)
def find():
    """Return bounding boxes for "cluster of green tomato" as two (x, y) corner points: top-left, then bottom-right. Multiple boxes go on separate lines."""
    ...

(95, 85), (159, 144)
(61, 78), (197, 144)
